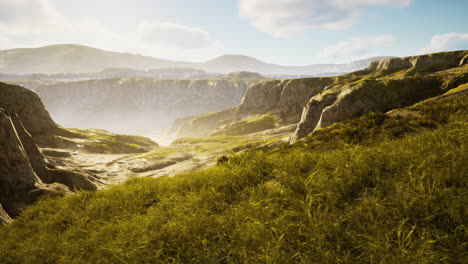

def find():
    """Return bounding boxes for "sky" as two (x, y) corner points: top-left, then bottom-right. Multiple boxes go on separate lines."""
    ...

(1, 0), (468, 65)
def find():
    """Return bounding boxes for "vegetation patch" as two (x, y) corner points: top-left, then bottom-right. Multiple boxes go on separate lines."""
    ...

(68, 128), (158, 154)
(211, 114), (278, 136)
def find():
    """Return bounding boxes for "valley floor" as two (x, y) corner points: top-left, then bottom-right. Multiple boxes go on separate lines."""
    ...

(42, 129), (291, 188)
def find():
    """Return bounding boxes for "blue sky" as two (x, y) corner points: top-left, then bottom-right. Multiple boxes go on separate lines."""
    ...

(1, 0), (467, 65)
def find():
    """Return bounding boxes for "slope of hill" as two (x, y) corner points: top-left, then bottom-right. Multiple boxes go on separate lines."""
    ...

(0, 44), (182, 74)
(0, 44), (391, 75)
(200, 55), (392, 75)
(0, 80), (466, 263)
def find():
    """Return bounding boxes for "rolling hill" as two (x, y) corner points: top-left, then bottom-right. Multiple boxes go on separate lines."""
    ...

(0, 44), (391, 75)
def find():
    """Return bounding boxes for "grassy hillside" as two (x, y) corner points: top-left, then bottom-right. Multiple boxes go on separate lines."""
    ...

(0, 89), (466, 263)
(0, 44), (178, 74)
(210, 114), (278, 136)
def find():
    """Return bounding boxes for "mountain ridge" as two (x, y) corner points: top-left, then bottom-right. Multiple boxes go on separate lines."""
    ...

(0, 44), (393, 75)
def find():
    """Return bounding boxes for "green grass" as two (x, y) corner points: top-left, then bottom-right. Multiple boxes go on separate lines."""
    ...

(211, 114), (278, 136)
(172, 135), (259, 156)
(0, 93), (466, 263)
(443, 83), (468, 95)
(134, 147), (179, 159)
(67, 128), (158, 154)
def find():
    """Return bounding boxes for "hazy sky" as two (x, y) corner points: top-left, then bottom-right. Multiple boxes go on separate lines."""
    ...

(1, 0), (468, 65)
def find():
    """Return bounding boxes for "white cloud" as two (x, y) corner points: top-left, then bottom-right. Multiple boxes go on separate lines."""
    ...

(419, 33), (468, 54)
(138, 22), (220, 50)
(0, 0), (66, 34)
(317, 35), (396, 62)
(0, 0), (223, 61)
(0, 35), (17, 50)
(237, 0), (412, 37)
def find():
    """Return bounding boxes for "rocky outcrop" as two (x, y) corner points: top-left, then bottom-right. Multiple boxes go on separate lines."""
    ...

(290, 93), (338, 141)
(315, 78), (441, 128)
(0, 82), (63, 137)
(291, 74), (467, 141)
(0, 109), (45, 216)
(0, 108), (96, 216)
(239, 78), (335, 121)
(172, 77), (338, 138)
(361, 50), (468, 75)
(0, 203), (11, 225)
(172, 50), (468, 141)
(290, 51), (468, 141)
(9, 112), (96, 189)
(0, 82), (105, 219)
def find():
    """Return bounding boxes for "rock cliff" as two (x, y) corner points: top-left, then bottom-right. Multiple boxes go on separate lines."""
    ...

(291, 50), (468, 141)
(0, 203), (11, 225)
(360, 50), (468, 75)
(0, 82), (159, 222)
(0, 108), (96, 219)
(172, 51), (468, 141)
(170, 77), (340, 138)
(36, 76), (264, 142)
(0, 109), (46, 218)
(0, 82), (63, 137)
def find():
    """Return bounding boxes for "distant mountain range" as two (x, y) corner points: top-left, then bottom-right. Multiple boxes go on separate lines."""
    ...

(0, 44), (393, 75)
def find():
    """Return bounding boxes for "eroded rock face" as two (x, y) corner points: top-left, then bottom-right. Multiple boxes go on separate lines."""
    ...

(0, 109), (44, 216)
(289, 51), (468, 142)
(0, 107), (96, 217)
(173, 77), (336, 138)
(362, 50), (468, 75)
(239, 78), (335, 121)
(0, 203), (11, 225)
(317, 78), (442, 127)
(9, 113), (96, 190)
(291, 77), (449, 142)
(290, 93), (337, 142)
(0, 82), (61, 137)
(36, 77), (256, 137)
